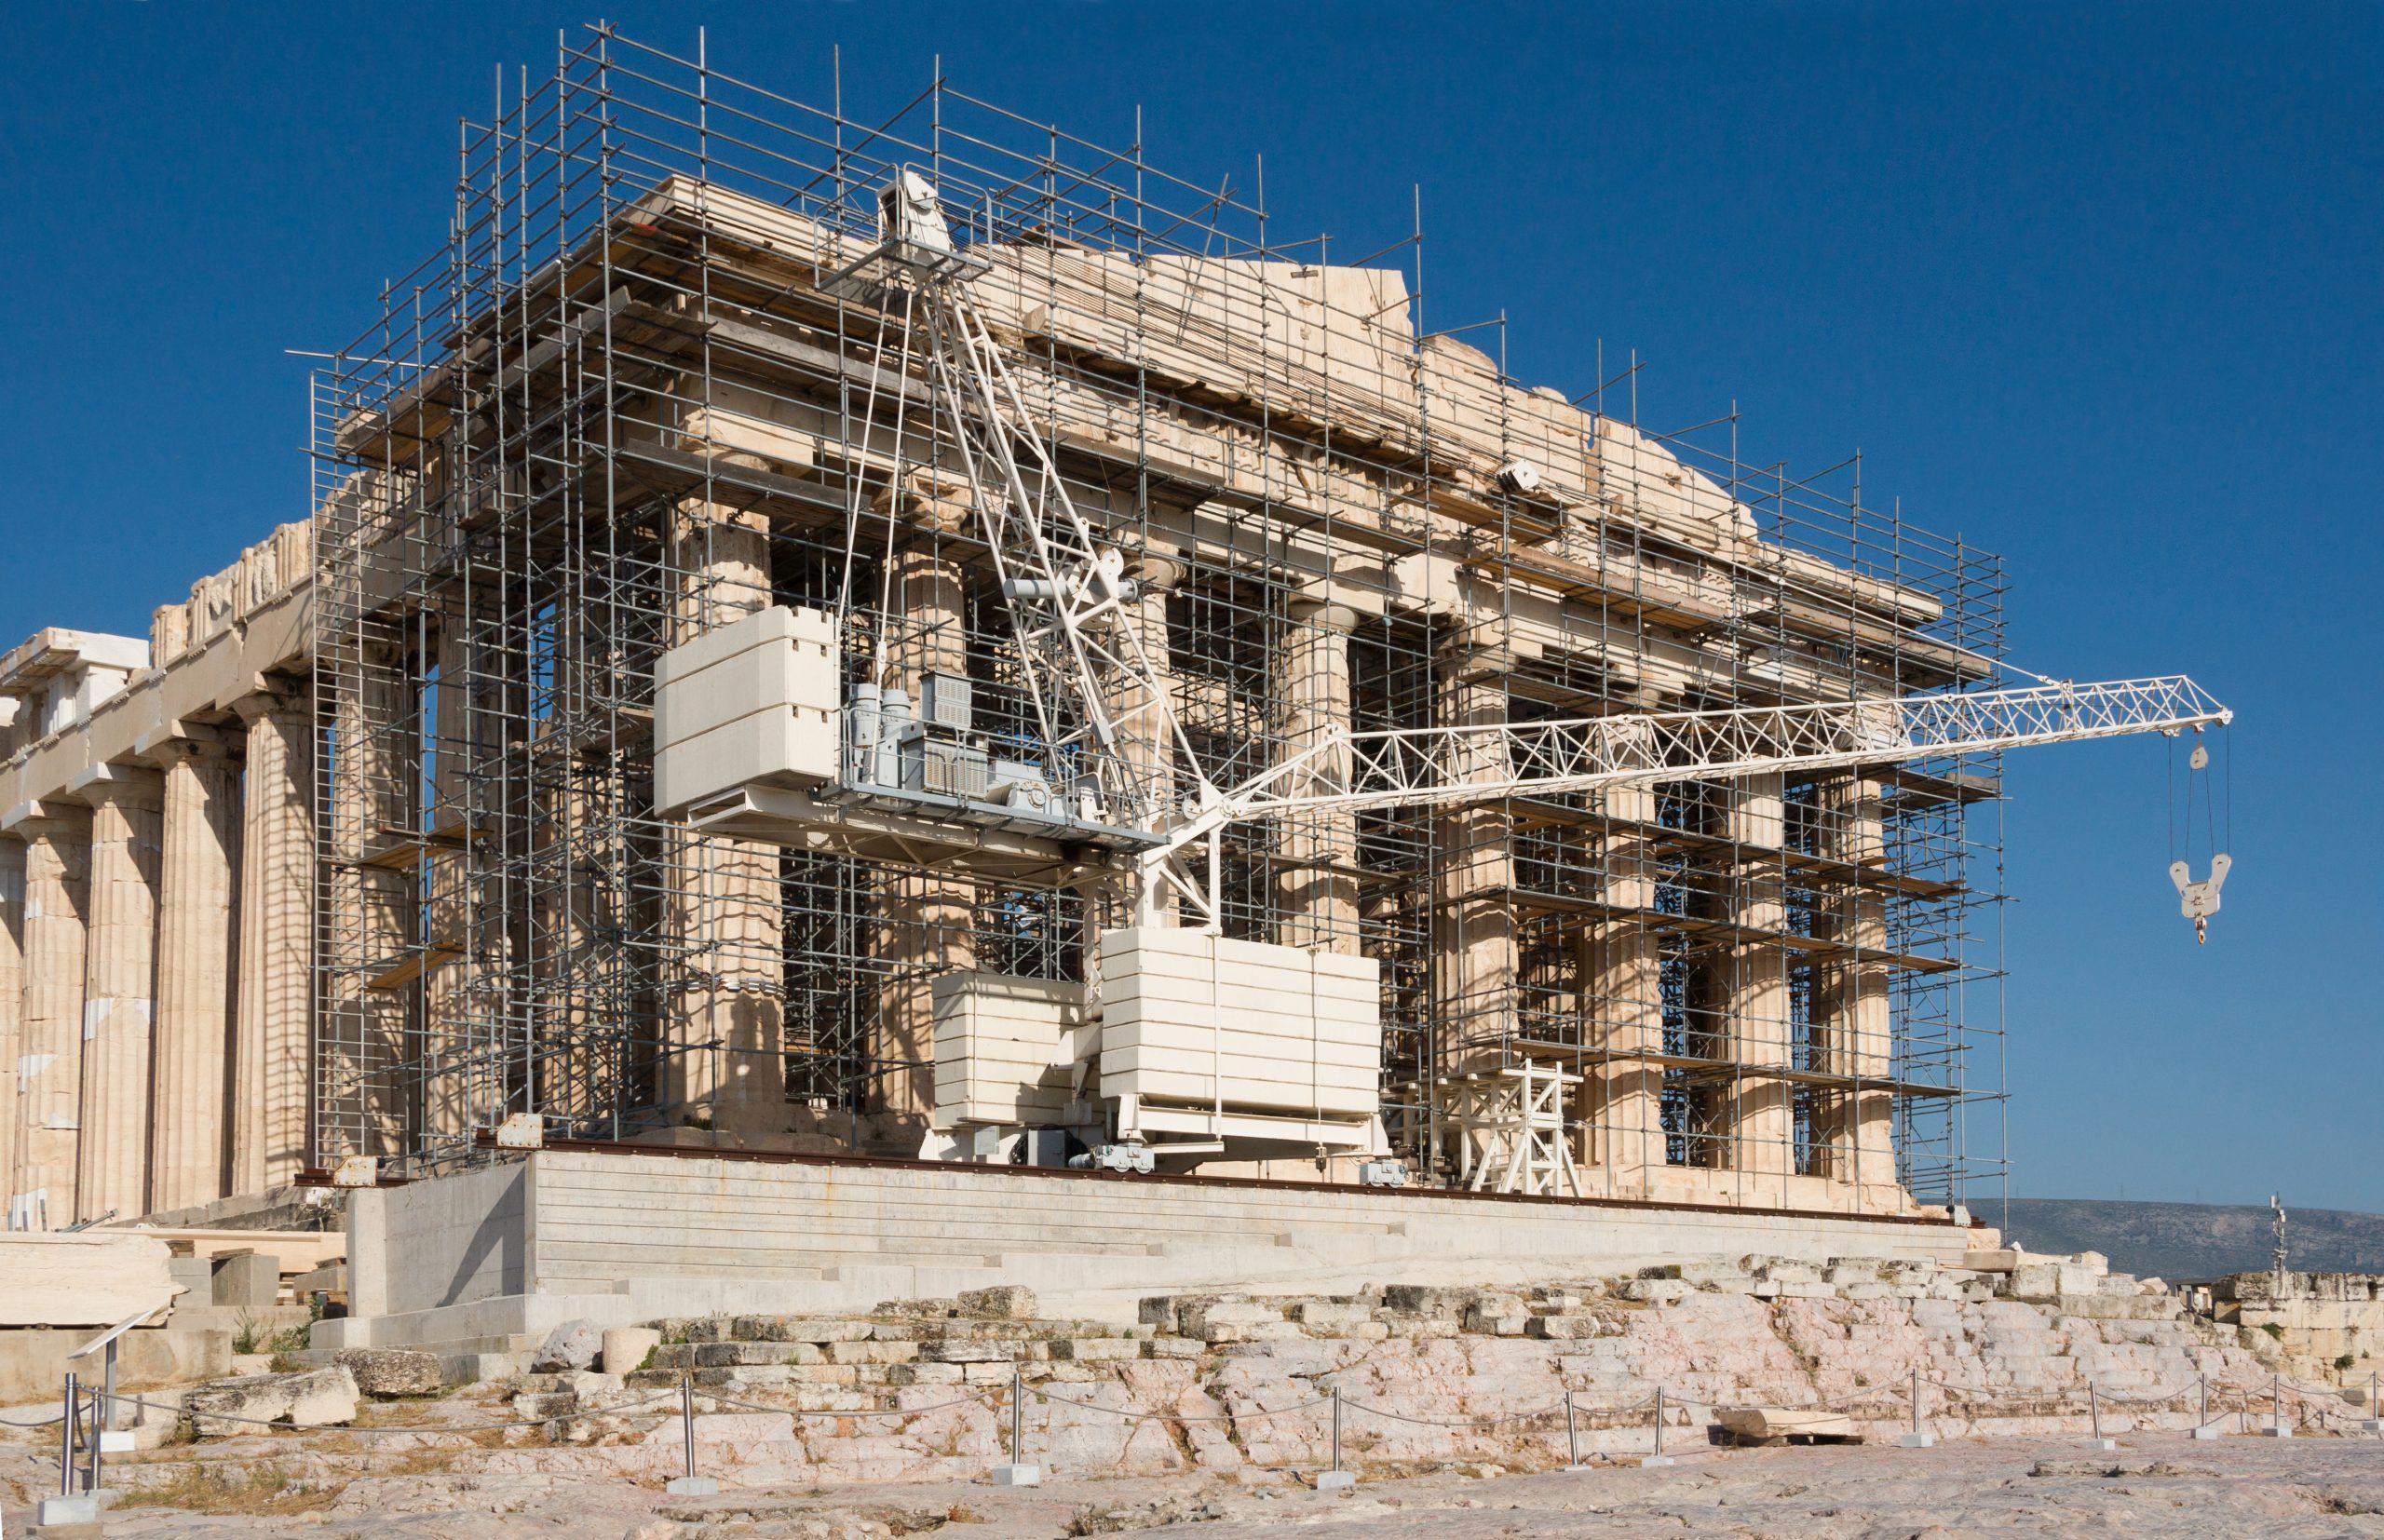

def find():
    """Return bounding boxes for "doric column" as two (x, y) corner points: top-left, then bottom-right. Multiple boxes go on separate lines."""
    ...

(1814, 773), (1896, 1198)
(873, 538), (977, 1123)
(149, 736), (242, 1212)
(1274, 599), (1361, 954)
(662, 501), (786, 1133)
(422, 623), (487, 1146)
(9, 807), (92, 1229)
(75, 772), (164, 1222)
(232, 688), (314, 1193)
(1429, 655), (1518, 1074)
(1721, 775), (1794, 1185)
(1586, 783), (1663, 1189)
(0, 835), (24, 1220)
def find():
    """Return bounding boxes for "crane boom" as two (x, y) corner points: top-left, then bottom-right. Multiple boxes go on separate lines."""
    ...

(1149, 675), (2233, 865)
(828, 170), (2236, 935)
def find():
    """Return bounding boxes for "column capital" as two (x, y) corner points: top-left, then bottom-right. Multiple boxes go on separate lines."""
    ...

(1288, 597), (1361, 633)
(67, 762), (164, 810)
(231, 680), (307, 726)
(1126, 552), (1187, 590)
(134, 723), (239, 772)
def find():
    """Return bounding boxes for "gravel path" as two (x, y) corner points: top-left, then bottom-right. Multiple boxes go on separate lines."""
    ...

(6, 1430), (2380, 1538)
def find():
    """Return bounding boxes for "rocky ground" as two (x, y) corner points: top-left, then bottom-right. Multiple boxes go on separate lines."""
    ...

(3, 1429), (2381, 1538)
(7, 1252), (2374, 1535)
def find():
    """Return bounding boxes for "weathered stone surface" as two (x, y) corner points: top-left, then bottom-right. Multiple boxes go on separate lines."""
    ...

(532, 1317), (604, 1372)
(186, 1366), (359, 1436)
(956, 1285), (1037, 1319)
(733, 1316), (875, 1343)
(601, 1326), (661, 1374)
(334, 1347), (444, 1398)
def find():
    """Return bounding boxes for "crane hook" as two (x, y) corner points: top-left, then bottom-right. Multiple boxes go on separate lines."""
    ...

(2168, 853), (2231, 944)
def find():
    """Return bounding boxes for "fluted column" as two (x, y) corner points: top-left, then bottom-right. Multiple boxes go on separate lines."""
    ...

(1587, 783), (1663, 1189)
(149, 737), (242, 1212)
(232, 690), (313, 1193)
(662, 501), (786, 1133)
(874, 539), (977, 1123)
(1430, 662), (1518, 1074)
(1815, 773), (1896, 1198)
(1275, 600), (1361, 954)
(0, 836), (25, 1220)
(9, 808), (91, 1229)
(1722, 776), (1793, 1186)
(76, 773), (164, 1221)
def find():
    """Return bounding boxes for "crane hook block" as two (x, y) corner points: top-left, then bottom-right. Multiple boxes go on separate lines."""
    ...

(2168, 853), (2231, 944)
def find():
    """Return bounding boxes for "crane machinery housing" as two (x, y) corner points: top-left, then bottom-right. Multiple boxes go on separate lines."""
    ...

(300, 29), (2233, 1232)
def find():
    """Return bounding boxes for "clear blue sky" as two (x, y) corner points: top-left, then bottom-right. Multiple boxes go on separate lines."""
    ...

(4, 4), (2375, 1209)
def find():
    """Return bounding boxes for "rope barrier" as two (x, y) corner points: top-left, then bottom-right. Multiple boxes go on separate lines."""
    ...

(20, 1358), (2363, 1497)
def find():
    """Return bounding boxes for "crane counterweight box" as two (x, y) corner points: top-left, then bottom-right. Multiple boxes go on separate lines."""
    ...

(653, 605), (841, 816)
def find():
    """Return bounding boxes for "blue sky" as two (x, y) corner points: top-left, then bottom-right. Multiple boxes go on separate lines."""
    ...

(3, 4), (2375, 1209)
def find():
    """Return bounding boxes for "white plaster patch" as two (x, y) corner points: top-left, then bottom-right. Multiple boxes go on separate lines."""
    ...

(84, 998), (112, 1039)
(24, 898), (42, 919)
(18, 1052), (56, 1080)
(41, 1116), (78, 1130)
(132, 999), (152, 1027)
(7, 1190), (47, 1230)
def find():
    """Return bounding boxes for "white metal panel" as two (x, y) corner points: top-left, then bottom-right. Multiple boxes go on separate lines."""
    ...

(931, 972), (1086, 1128)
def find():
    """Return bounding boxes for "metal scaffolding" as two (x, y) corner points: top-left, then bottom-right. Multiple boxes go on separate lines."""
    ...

(310, 25), (2009, 1211)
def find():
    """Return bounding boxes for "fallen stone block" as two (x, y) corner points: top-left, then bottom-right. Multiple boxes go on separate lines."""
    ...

(1528, 1314), (1612, 1341)
(332, 1348), (443, 1398)
(514, 1390), (578, 1420)
(1714, 1406), (1860, 1444)
(1051, 1336), (1143, 1361)
(825, 1339), (918, 1365)
(735, 1316), (874, 1344)
(1294, 1301), (1375, 1333)
(923, 1339), (1022, 1363)
(1381, 1285), (1477, 1319)
(957, 1285), (1038, 1319)
(532, 1317), (604, 1372)
(185, 1366), (359, 1437)
(602, 1326), (662, 1375)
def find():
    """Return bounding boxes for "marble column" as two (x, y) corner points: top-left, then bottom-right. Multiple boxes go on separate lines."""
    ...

(1721, 775), (1794, 1185)
(1586, 783), (1663, 1189)
(873, 539), (977, 1123)
(1815, 773), (1896, 1196)
(0, 835), (24, 1221)
(662, 501), (787, 1133)
(9, 807), (91, 1229)
(75, 773), (164, 1222)
(1429, 663), (1518, 1074)
(149, 737), (242, 1213)
(232, 690), (314, 1194)
(1274, 600), (1361, 954)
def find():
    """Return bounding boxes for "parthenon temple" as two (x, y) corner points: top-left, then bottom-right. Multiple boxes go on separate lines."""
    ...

(0, 34), (2012, 1257)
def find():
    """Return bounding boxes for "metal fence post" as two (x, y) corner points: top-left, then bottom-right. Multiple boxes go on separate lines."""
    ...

(1654, 1385), (1664, 1459)
(1912, 1369), (1920, 1436)
(1332, 1387), (1343, 1474)
(1010, 1365), (1024, 1467)
(682, 1375), (696, 1479)
(1564, 1388), (1579, 1469)
(61, 1372), (77, 1496)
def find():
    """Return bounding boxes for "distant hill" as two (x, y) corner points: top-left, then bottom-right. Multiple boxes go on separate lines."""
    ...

(1994, 1198), (2384, 1281)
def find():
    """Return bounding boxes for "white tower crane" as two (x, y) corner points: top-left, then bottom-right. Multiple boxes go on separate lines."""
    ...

(650, 170), (2236, 1173)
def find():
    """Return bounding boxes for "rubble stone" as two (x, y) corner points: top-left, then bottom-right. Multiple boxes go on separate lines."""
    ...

(333, 1347), (444, 1398)
(532, 1317), (604, 1372)
(186, 1366), (360, 1436)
